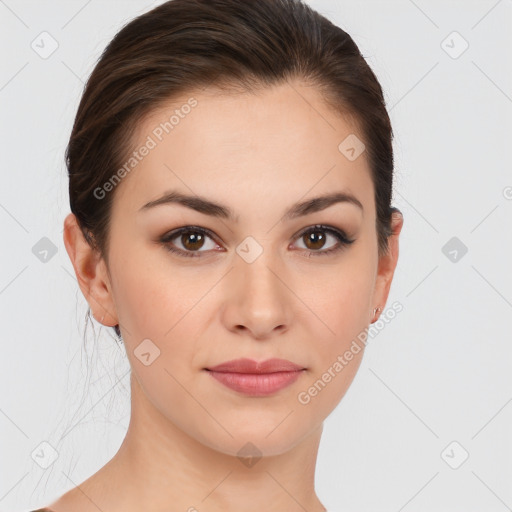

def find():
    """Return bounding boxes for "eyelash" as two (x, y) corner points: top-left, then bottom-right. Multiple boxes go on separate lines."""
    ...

(160, 224), (355, 259)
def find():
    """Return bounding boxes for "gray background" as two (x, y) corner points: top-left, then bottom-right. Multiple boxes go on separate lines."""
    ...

(1, 0), (511, 511)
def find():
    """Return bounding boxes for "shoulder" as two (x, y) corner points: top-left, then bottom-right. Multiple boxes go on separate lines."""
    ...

(30, 509), (55, 512)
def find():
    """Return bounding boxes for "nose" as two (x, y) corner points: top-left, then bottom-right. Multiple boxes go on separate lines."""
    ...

(220, 253), (292, 340)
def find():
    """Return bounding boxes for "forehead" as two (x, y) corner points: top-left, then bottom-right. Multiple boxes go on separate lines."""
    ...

(114, 80), (374, 219)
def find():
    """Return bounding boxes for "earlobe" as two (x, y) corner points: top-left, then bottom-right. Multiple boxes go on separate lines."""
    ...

(63, 213), (119, 327)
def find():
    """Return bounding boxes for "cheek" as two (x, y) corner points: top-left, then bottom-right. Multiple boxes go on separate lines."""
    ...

(296, 271), (371, 417)
(110, 239), (201, 334)
(293, 247), (374, 401)
(296, 250), (374, 334)
(298, 349), (365, 423)
(109, 248), (214, 381)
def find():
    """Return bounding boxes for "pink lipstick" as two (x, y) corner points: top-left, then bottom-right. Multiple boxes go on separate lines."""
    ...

(204, 358), (306, 396)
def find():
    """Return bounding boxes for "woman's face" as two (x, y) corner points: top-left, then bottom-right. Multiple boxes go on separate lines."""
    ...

(84, 81), (400, 456)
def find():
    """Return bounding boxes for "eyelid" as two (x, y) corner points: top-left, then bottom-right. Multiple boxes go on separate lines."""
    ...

(293, 223), (352, 242)
(160, 225), (223, 254)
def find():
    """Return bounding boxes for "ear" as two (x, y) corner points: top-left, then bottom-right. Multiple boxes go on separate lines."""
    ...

(62, 213), (118, 326)
(370, 210), (404, 322)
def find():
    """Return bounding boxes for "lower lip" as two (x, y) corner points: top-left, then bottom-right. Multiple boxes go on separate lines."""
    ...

(206, 370), (305, 396)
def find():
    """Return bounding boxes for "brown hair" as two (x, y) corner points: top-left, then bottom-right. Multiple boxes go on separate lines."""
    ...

(65, 0), (400, 339)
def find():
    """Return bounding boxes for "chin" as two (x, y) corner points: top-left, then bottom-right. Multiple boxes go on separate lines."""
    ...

(191, 413), (321, 459)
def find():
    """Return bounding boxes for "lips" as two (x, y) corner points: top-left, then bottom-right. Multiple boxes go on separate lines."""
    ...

(205, 358), (305, 374)
(204, 358), (306, 396)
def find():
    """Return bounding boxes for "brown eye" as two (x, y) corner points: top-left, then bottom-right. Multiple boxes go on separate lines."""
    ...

(160, 226), (219, 258)
(302, 230), (328, 250)
(180, 231), (206, 251)
(293, 225), (355, 256)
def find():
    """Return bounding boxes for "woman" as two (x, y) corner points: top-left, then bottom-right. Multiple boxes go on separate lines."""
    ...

(34, 0), (403, 510)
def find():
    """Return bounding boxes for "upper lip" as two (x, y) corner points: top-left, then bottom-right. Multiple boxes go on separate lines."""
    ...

(205, 358), (305, 374)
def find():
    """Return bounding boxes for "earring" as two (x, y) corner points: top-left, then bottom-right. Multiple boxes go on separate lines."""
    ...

(371, 306), (382, 323)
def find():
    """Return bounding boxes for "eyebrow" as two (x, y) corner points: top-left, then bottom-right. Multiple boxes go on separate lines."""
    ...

(139, 189), (363, 221)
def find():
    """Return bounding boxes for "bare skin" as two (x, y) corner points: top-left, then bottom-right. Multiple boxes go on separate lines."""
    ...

(54, 80), (403, 512)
